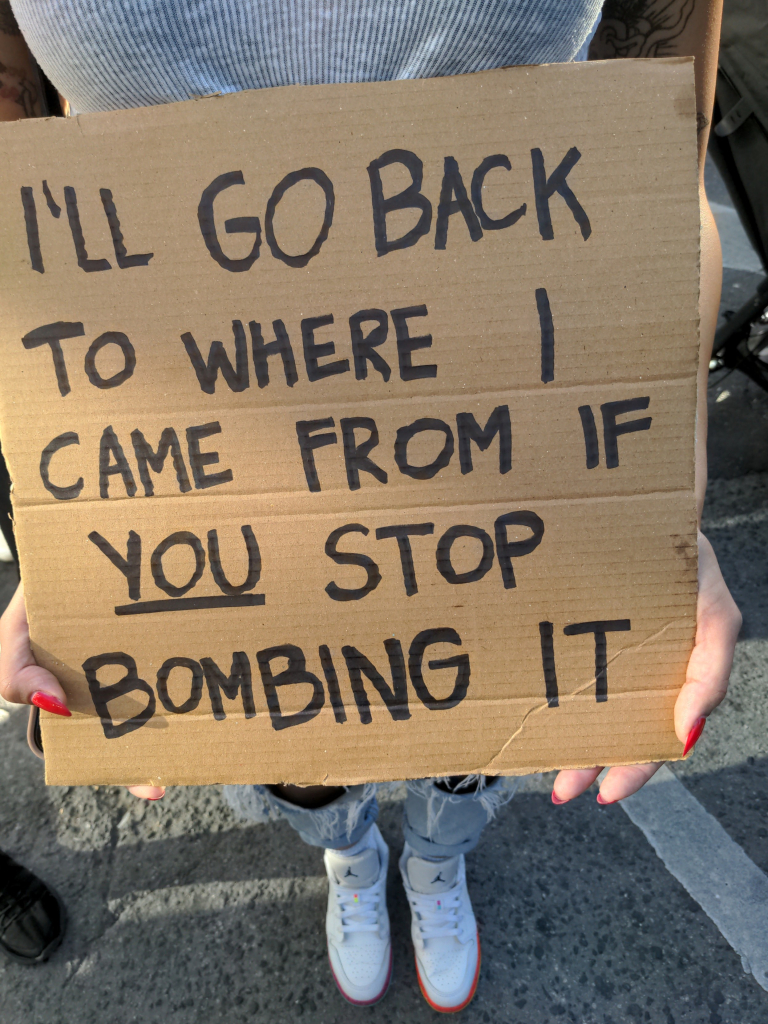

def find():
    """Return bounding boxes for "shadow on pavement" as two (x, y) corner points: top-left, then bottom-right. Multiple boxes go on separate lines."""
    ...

(1, 702), (767, 1024)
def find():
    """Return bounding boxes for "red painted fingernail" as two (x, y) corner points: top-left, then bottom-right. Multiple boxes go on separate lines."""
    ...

(596, 793), (615, 805)
(683, 716), (706, 756)
(30, 691), (71, 717)
(551, 791), (566, 805)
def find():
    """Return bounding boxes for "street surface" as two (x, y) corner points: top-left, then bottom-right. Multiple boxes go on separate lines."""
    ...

(0, 157), (766, 1024)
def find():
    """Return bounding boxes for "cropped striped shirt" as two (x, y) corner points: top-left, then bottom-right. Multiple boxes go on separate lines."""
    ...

(11, 0), (601, 114)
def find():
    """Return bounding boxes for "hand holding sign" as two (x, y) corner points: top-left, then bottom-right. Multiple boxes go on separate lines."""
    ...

(552, 534), (741, 804)
(0, 60), (725, 787)
(0, 583), (166, 800)
(0, 527), (739, 802)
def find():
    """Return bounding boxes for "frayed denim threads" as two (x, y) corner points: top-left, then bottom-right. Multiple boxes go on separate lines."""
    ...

(225, 775), (523, 857)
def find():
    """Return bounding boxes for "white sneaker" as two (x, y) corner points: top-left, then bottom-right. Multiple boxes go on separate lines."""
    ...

(323, 825), (392, 1005)
(399, 844), (480, 1012)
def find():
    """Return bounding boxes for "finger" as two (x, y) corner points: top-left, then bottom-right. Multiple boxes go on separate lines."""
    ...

(0, 583), (69, 710)
(552, 766), (602, 804)
(674, 533), (741, 747)
(126, 786), (165, 801)
(597, 762), (664, 804)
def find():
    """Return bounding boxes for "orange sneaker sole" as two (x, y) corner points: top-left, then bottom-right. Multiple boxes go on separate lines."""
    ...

(415, 930), (481, 1013)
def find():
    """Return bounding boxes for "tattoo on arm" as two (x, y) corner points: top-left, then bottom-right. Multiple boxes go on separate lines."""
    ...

(590, 2), (710, 134)
(0, 2), (20, 36)
(0, 56), (40, 116)
(0, 1), (42, 117)
(589, 0), (695, 59)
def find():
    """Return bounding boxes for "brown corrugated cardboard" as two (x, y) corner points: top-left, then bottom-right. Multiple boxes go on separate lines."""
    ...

(0, 58), (700, 786)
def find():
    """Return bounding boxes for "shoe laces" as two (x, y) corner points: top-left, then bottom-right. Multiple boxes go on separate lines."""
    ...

(408, 887), (462, 940)
(336, 877), (384, 935)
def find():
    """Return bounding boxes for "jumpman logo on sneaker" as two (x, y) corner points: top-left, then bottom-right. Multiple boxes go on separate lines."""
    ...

(344, 867), (358, 878)
(431, 871), (445, 884)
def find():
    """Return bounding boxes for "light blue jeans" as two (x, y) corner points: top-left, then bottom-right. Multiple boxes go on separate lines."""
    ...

(225, 776), (522, 858)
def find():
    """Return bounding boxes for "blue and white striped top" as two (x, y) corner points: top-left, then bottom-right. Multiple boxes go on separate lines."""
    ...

(11, 0), (602, 114)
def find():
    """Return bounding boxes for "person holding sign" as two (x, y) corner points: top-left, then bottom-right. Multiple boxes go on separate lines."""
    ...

(0, 0), (742, 1012)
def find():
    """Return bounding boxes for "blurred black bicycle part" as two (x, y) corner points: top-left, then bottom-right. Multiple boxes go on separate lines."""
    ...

(708, 0), (768, 392)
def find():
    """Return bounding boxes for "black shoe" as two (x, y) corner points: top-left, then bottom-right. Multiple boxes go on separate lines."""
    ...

(0, 849), (66, 964)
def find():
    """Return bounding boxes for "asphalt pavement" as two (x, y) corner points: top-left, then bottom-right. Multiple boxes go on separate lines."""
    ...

(0, 158), (767, 1024)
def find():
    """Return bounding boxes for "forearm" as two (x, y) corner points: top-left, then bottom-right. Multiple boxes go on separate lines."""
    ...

(0, 0), (43, 121)
(589, 1), (724, 516)
(696, 192), (720, 517)
(588, 0), (723, 171)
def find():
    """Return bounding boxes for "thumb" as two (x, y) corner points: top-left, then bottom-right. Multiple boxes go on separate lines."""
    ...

(0, 583), (69, 710)
(126, 786), (166, 801)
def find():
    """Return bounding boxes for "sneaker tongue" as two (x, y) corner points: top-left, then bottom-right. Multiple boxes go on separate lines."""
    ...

(407, 855), (459, 894)
(328, 847), (380, 889)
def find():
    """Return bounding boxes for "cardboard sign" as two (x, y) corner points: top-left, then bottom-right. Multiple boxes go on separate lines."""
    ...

(0, 58), (700, 787)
